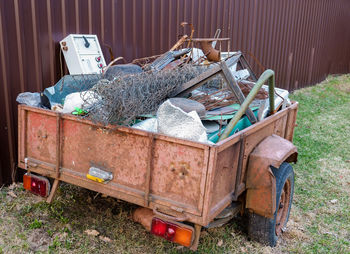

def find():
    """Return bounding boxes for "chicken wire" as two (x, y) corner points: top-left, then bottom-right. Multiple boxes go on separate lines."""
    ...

(83, 64), (208, 126)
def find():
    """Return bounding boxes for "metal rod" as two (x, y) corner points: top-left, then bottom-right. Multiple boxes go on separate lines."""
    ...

(218, 69), (275, 141)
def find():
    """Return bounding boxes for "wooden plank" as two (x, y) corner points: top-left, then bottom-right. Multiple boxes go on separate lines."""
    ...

(171, 53), (241, 97)
(221, 61), (257, 124)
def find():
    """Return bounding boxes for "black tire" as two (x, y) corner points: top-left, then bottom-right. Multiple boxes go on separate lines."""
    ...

(247, 162), (294, 247)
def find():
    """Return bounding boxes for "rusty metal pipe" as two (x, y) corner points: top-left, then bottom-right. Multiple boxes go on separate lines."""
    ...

(218, 69), (275, 141)
(200, 41), (221, 62)
(180, 22), (195, 48)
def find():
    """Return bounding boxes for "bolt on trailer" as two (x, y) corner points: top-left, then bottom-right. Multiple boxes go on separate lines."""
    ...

(18, 51), (298, 250)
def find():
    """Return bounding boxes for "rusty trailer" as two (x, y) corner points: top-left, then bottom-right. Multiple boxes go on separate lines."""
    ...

(18, 98), (298, 249)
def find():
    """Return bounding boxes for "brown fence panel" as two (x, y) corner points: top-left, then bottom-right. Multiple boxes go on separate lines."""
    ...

(1, 0), (350, 184)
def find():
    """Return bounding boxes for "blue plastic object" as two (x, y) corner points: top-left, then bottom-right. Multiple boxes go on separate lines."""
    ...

(43, 74), (101, 105)
(208, 110), (259, 143)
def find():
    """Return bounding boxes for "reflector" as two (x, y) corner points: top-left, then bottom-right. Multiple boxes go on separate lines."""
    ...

(164, 224), (178, 241)
(150, 217), (193, 247)
(23, 174), (31, 190)
(151, 218), (167, 236)
(23, 174), (50, 197)
(173, 227), (193, 247)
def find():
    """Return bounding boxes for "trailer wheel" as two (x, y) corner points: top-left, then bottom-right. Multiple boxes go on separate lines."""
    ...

(247, 162), (294, 246)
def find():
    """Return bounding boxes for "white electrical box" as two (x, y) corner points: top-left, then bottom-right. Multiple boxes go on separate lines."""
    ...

(60, 34), (106, 74)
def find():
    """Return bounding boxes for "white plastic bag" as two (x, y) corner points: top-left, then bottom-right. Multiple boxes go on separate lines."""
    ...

(62, 91), (99, 114)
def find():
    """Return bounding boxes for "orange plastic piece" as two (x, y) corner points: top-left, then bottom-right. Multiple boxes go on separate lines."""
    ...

(23, 174), (31, 190)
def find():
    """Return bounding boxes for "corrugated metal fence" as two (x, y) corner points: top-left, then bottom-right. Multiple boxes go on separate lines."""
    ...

(1, 0), (350, 185)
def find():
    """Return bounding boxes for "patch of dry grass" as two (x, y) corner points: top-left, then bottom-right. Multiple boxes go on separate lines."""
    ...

(0, 74), (349, 253)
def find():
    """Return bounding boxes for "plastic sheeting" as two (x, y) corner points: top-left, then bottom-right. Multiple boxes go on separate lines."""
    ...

(157, 100), (208, 143)
(132, 118), (158, 132)
(43, 74), (101, 105)
(16, 92), (41, 108)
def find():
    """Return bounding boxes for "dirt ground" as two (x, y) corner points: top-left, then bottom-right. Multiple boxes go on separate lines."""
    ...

(0, 75), (349, 253)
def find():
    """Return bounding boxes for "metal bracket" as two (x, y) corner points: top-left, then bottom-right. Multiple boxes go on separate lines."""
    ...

(47, 113), (63, 204)
(46, 179), (59, 204)
(55, 113), (62, 179)
(153, 206), (188, 222)
(233, 133), (246, 200)
(144, 134), (155, 206)
(190, 224), (202, 251)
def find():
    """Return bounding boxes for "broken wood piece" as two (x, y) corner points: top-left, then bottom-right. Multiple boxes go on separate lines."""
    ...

(171, 52), (241, 97)
(221, 61), (257, 124)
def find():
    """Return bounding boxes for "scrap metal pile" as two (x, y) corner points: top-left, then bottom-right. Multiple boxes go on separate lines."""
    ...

(17, 23), (290, 143)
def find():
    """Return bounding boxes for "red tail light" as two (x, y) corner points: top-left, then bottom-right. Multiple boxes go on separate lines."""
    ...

(23, 174), (50, 197)
(151, 218), (167, 236)
(151, 217), (193, 247)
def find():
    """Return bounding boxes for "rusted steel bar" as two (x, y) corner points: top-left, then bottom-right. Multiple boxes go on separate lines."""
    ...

(218, 69), (275, 141)
(170, 35), (188, 51)
(239, 80), (255, 86)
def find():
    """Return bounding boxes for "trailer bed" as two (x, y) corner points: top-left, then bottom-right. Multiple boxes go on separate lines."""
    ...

(18, 102), (298, 226)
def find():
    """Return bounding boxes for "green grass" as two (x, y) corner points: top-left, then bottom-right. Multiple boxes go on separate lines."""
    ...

(288, 74), (350, 254)
(29, 219), (43, 229)
(0, 74), (349, 253)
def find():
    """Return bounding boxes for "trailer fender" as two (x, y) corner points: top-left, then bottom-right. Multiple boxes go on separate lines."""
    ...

(245, 134), (298, 218)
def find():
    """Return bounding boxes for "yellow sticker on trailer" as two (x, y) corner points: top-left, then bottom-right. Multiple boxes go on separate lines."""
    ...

(86, 174), (104, 183)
